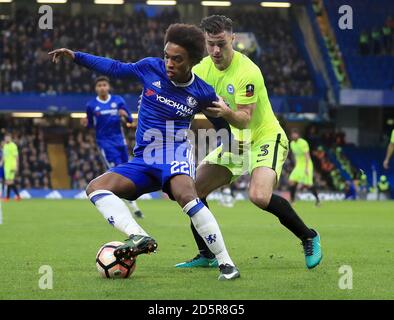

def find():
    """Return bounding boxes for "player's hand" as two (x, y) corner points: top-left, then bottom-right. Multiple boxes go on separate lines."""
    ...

(206, 96), (231, 118)
(383, 159), (389, 169)
(126, 122), (133, 128)
(305, 168), (309, 176)
(48, 48), (75, 64)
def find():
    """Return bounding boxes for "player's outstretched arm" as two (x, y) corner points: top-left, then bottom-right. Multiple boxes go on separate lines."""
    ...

(48, 48), (139, 79)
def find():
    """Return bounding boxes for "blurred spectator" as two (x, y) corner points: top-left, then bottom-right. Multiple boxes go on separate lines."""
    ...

(382, 22), (392, 55)
(358, 16), (394, 56)
(371, 27), (382, 55)
(359, 30), (370, 55)
(65, 129), (106, 189)
(377, 175), (391, 200)
(344, 180), (357, 200)
(357, 173), (369, 199)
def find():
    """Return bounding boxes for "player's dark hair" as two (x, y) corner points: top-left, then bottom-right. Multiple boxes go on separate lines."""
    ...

(164, 23), (206, 66)
(200, 15), (233, 34)
(95, 76), (110, 85)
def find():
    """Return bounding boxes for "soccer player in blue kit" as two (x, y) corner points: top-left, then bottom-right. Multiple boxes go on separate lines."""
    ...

(84, 76), (144, 218)
(49, 23), (240, 280)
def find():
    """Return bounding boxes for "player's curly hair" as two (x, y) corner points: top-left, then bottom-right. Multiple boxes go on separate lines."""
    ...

(200, 15), (233, 34)
(164, 23), (206, 66)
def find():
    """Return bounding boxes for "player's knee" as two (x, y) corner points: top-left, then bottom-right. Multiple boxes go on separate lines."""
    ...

(86, 178), (101, 196)
(249, 189), (271, 209)
(174, 192), (196, 208)
(171, 184), (197, 207)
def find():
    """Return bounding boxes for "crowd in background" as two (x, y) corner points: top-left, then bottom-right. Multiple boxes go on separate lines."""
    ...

(0, 9), (179, 94)
(359, 16), (394, 56)
(0, 8), (314, 96)
(65, 129), (106, 190)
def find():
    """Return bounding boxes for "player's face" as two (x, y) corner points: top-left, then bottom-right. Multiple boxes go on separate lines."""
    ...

(4, 135), (11, 143)
(205, 31), (234, 69)
(164, 42), (193, 83)
(95, 81), (110, 97)
(291, 132), (300, 141)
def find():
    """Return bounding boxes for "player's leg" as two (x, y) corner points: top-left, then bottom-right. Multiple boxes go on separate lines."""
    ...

(97, 145), (114, 169)
(306, 164), (320, 206)
(128, 200), (144, 219)
(86, 163), (158, 259)
(308, 184), (320, 206)
(219, 185), (235, 207)
(175, 163), (232, 268)
(4, 167), (19, 201)
(119, 145), (145, 219)
(5, 182), (10, 201)
(249, 136), (322, 268)
(102, 144), (145, 219)
(10, 180), (20, 200)
(288, 167), (300, 203)
(289, 181), (297, 203)
(168, 174), (239, 280)
(249, 168), (322, 269)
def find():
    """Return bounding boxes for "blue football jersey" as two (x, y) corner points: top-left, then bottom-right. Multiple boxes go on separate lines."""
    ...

(86, 94), (131, 147)
(75, 53), (218, 157)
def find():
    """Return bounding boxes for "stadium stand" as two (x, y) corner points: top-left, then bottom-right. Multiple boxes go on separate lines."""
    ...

(0, 8), (180, 94)
(0, 8), (315, 97)
(64, 128), (106, 190)
(323, 0), (394, 90)
(0, 118), (52, 189)
(213, 8), (315, 96)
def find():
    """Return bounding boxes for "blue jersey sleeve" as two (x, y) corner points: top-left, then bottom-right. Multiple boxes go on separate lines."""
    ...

(74, 52), (149, 81)
(200, 87), (233, 144)
(117, 96), (133, 123)
(86, 103), (94, 128)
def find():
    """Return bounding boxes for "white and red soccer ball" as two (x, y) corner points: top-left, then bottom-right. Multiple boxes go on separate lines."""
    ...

(96, 241), (136, 279)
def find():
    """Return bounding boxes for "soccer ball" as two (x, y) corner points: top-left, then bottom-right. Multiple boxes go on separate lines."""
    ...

(96, 241), (136, 279)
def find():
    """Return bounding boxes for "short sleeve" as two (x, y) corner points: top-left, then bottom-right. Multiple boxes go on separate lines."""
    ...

(192, 62), (204, 79)
(391, 129), (394, 143)
(199, 85), (217, 110)
(234, 67), (262, 105)
(117, 96), (126, 108)
(12, 144), (18, 157)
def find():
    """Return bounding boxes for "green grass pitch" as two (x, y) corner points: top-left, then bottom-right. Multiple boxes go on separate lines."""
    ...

(0, 199), (393, 300)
